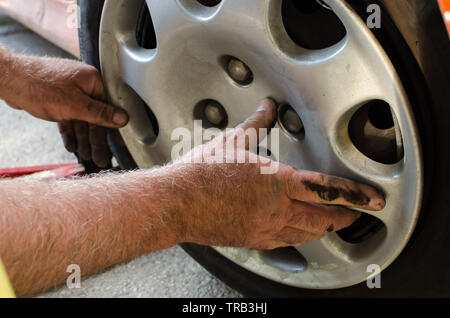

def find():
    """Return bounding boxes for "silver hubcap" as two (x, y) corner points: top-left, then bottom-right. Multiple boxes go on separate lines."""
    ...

(99, 0), (423, 289)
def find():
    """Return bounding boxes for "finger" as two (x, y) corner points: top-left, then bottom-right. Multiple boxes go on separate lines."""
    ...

(254, 237), (319, 250)
(74, 64), (108, 101)
(73, 121), (91, 161)
(275, 227), (322, 245)
(89, 124), (112, 168)
(280, 166), (385, 211)
(58, 121), (77, 153)
(69, 96), (129, 128)
(288, 200), (361, 235)
(253, 240), (293, 250)
(237, 98), (278, 131)
(232, 98), (277, 150)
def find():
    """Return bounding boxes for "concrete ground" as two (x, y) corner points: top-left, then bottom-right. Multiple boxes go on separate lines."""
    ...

(0, 14), (241, 298)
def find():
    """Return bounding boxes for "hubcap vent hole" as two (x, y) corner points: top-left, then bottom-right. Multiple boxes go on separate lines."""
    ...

(259, 247), (308, 273)
(136, 2), (157, 49)
(282, 0), (347, 50)
(197, 0), (222, 7)
(179, 0), (223, 20)
(368, 100), (395, 130)
(194, 99), (228, 130)
(337, 213), (385, 244)
(278, 104), (305, 141)
(349, 100), (404, 165)
(124, 87), (159, 145)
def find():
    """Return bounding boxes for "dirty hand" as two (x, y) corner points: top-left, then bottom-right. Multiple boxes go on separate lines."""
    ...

(165, 99), (385, 249)
(1, 51), (128, 167)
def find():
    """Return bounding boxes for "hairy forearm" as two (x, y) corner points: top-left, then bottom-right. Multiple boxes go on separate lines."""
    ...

(0, 46), (32, 108)
(0, 46), (59, 109)
(0, 168), (181, 296)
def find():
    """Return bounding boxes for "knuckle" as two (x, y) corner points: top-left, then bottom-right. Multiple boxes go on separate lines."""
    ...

(81, 65), (100, 78)
(85, 100), (111, 124)
(78, 98), (97, 117)
(318, 216), (334, 234)
(86, 100), (96, 113)
(316, 173), (329, 184)
(99, 105), (114, 123)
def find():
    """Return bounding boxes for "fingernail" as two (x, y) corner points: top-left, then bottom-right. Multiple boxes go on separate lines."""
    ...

(257, 99), (277, 119)
(113, 110), (129, 126)
(369, 189), (386, 210)
(264, 97), (278, 106)
(370, 196), (386, 211)
(257, 103), (268, 112)
(96, 159), (110, 168)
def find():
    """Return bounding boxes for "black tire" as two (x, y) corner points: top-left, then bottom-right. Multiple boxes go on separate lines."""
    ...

(78, 0), (450, 297)
(78, 0), (137, 171)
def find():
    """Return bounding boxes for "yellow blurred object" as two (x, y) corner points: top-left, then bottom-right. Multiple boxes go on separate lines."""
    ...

(0, 259), (15, 298)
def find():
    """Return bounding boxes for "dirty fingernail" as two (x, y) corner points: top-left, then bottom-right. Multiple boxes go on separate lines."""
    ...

(257, 98), (272, 110)
(113, 110), (129, 126)
(370, 196), (386, 211)
(369, 189), (386, 210)
(257, 104), (268, 112)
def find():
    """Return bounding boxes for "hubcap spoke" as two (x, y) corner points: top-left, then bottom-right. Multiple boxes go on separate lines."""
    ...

(117, 40), (157, 98)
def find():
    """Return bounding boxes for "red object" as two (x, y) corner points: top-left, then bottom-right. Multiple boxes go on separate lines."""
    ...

(438, 0), (450, 37)
(0, 163), (85, 180)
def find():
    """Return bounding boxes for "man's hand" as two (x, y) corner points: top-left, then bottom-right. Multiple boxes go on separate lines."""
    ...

(0, 48), (128, 167)
(0, 99), (385, 295)
(166, 99), (385, 249)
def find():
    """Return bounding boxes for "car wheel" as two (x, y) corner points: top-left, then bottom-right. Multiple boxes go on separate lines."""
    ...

(78, 0), (450, 296)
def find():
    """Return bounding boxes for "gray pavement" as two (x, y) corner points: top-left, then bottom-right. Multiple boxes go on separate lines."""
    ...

(0, 14), (241, 298)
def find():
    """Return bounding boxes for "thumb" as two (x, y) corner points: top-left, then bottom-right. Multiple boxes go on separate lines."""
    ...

(237, 98), (278, 132)
(68, 96), (129, 128)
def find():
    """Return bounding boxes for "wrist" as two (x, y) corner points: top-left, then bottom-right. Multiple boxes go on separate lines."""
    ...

(145, 162), (214, 246)
(136, 167), (187, 249)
